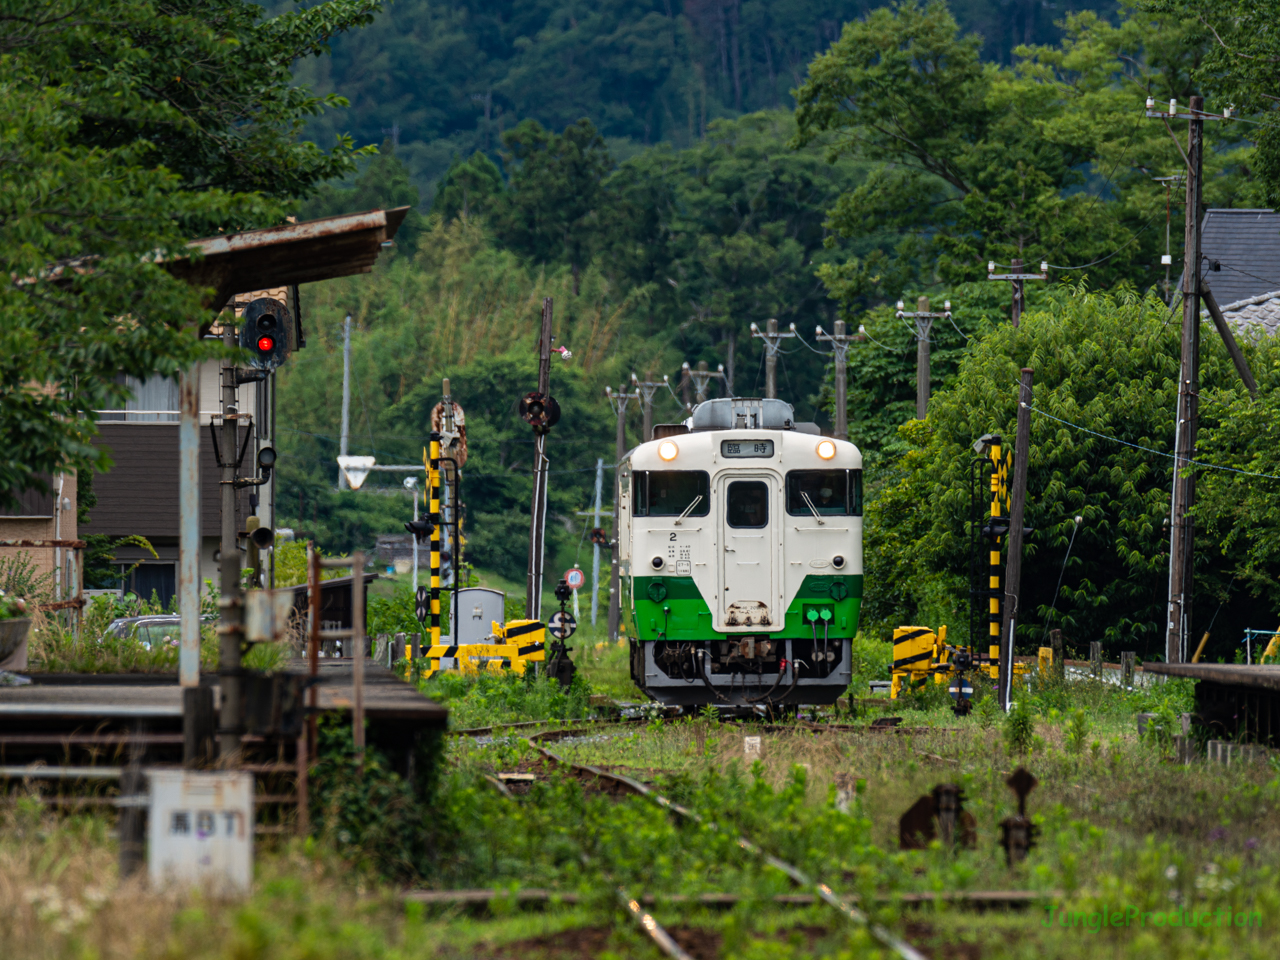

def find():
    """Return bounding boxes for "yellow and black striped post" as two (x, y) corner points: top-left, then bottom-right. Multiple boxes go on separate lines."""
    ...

(990, 440), (1014, 707)
(428, 431), (442, 672)
(988, 438), (1003, 677)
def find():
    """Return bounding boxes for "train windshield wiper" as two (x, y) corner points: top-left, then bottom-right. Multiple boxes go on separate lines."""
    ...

(674, 495), (703, 525)
(801, 492), (825, 525)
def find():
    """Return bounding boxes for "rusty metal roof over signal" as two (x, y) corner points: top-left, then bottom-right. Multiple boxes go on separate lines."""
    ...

(165, 207), (409, 309)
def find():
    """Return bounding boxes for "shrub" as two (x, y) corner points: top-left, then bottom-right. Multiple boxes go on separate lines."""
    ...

(1066, 708), (1090, 755)
(1004, 697), (1035, 754)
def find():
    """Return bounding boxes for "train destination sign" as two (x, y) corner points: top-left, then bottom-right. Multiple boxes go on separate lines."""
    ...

(720, 439), (775, 458)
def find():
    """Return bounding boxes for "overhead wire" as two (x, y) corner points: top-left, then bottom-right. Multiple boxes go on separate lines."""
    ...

(1025, 403), (1280, 482)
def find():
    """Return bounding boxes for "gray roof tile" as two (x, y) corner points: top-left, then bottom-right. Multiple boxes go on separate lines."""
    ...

(1186, 209), (1280, 305)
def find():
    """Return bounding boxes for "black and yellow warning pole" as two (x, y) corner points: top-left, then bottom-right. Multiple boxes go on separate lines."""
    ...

(428, 431), (442, 673)
(988, 437), (1005, 692)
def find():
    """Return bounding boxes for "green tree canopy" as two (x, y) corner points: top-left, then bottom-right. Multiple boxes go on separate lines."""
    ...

(1, 0), (381, 506)
(864, 284), (1273, 661)
(495, 118), (613, 288)
(431, 151), (505, 222)
(792, 1), (1259, 308)
(302, 139), (428, 253)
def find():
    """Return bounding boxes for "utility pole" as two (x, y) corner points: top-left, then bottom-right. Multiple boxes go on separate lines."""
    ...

(724, 329), (736, 396)
(605, 383), (639, 640)
(218, 323), (243, 761)
(590, 459), (602, 626)
(1149, 94), (1208, 665)
(682, 360), (727, 404)
(630, 373), (666, 442)
(1001, 369), (1034, 711)
(1153, 175), (1184, 304)
(526, 298), (554, 619)
(572, 458), (607, 627)
(986, 261), (1047, 326)
(815, 321), (856, 440)
(338, 313), (352, 490)
(896, 297), (953, 420)
(750, 318), (796, 399)
(678, 364), (694, 408)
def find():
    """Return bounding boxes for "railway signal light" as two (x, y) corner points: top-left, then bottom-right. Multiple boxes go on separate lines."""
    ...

(239, 298), (291, 370)
(404, 518), (434, 543)
(519, 391), (560, 434)
(589, 528), (609, 545)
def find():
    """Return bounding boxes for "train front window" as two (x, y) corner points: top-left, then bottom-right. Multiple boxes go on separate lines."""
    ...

(786, 470), (863, 517)
(633, 471), (710, 517)
(726, 480), (769, 528)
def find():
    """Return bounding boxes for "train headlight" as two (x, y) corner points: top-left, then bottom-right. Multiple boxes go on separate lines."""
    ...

(658, 440), (679, 461)
(816, 439), (837, 460)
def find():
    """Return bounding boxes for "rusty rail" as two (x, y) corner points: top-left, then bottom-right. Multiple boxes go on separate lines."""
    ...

(524, 734), (927, 960)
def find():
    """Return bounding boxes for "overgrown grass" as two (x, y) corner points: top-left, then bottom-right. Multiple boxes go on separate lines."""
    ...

(27, 594), (287, 674)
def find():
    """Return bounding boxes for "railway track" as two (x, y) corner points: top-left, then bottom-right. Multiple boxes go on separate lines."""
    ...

(518, 730), (928, 960)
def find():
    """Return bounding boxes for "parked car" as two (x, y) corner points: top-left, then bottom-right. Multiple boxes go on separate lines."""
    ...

(105, 614), (214, 649)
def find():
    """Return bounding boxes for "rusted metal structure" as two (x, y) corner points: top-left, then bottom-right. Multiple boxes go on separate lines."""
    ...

(1144, 662), (1280, 748)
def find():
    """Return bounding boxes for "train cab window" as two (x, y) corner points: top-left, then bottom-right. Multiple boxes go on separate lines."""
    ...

(786, 470), (863, 517)
(633, 471), (710, 517)
(726, 480), (769, 528)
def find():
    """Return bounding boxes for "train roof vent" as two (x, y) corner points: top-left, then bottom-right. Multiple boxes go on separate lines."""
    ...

(689, 398), (796, 431)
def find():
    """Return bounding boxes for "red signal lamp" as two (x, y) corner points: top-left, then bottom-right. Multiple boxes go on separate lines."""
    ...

(257, 335), (275, 353)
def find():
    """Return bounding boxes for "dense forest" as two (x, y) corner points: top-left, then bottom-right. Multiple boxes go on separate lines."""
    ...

(266, 0), (1280, 658)
(290, 0), (1120, 192)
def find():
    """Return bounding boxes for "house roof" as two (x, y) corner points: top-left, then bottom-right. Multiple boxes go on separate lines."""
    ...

(1203, 289), (1280, 338)
(164, 207), (408, 311)
(1181, 209), (1280, 305)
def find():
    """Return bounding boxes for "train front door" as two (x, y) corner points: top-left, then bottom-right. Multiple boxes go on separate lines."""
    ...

(718, 476), (776, 628)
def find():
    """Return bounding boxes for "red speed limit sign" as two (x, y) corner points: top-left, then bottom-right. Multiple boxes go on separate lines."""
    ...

(564, 567), (586, 590)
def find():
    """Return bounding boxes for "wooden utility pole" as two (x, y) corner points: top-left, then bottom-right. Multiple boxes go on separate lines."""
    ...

(815, 321), (855, 439)
(630, 373), (665, 442)
(218, 323), (243, 761)
(750, 318), (796, 399)
(1001, 369), (1034, 710)
(986, 261), (1047, 327)
(605, 382), (639, 640)
(525, 298), (554, 619)
(896, 297), (953, 419)
(683, 360), (726, 404)
(1166, 95), (1205, 666)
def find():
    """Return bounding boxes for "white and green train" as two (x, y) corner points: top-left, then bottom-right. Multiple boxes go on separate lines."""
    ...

(619, 398), (863, 709)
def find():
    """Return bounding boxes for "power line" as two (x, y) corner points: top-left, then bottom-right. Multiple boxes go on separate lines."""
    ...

(1025, 403), (1280, 482)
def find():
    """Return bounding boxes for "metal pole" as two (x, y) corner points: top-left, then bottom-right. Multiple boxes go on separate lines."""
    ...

(218, 324), (243, 762)
(307, 543), (320, 758)
(915, 297), (930, 420)
(179, 365), (201, 687)
(591, 458), (602, 627)
(607, 385), (632, 642)
(411, 485), (419, 597)
(1167, 95), (1204, 666)
(351, 550), (365, 762)
(526, 298), (553, 619)
(338, 314), (352, 490)
(1002, 369), (1034, 710)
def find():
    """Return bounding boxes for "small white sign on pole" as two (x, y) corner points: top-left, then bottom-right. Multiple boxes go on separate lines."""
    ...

(244, 589), (296, 642)
(336, 455), (376, 491)
(148, 770), (253, 893)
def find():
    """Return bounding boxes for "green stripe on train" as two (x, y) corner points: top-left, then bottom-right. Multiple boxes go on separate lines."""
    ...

(629, 574), (862, 642)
